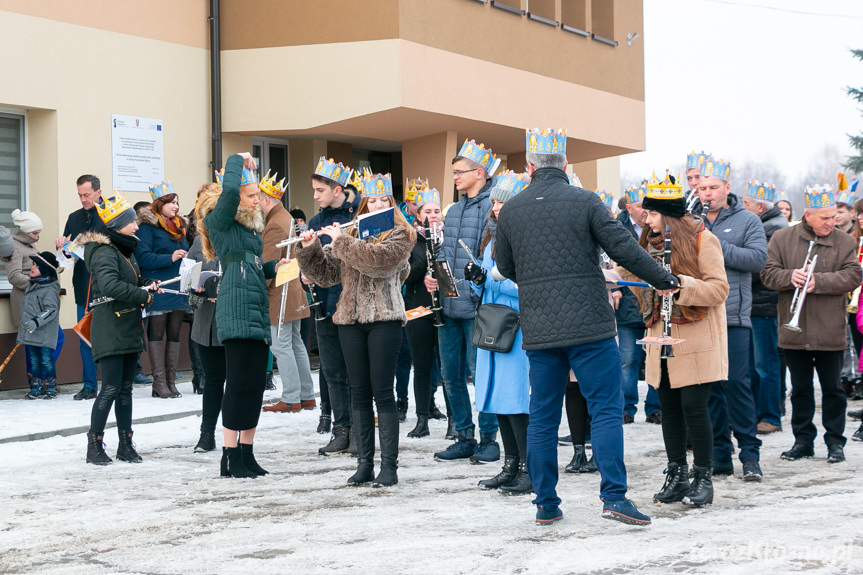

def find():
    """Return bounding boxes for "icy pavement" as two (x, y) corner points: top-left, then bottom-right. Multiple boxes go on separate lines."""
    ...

(1, 376), (862, 574)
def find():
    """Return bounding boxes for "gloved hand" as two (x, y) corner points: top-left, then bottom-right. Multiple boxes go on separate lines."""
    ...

(24, 320), (38, 334)
(464, 262), (487, 287)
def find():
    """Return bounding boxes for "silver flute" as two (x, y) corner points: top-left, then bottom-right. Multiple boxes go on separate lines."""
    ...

(276, 220), (358, 248)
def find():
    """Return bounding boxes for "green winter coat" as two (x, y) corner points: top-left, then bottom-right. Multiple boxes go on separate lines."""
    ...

(79, 231), (150, 362)
(203, 154), (276, 344)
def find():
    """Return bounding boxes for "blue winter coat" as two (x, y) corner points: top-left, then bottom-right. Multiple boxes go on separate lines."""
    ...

(470, 239), (530, 415)
(134, 208), (189, 313)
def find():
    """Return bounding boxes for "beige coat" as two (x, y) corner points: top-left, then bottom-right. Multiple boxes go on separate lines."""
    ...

(262, 202), (309, 325)
(8, 229), (39, 327)
(296, 225), (413, 326)
(620, 230), (730, 389)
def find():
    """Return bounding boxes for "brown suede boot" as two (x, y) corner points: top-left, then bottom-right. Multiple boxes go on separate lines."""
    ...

(148, 341), (173, 398)
(165, 341), (182, 398)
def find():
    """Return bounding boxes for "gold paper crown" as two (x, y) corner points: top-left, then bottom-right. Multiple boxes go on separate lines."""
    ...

(346, 169), (363, 193)
(259, 170), (287, 199)
(96, 192), (133, 224)
(405, 178), (429, 202)
(645, 171), (684, 200)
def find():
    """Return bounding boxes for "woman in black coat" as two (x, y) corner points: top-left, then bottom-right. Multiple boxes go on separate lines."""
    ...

(79, 194), (159, 466)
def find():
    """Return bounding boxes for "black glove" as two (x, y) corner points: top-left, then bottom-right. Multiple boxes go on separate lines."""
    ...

(464, 262), (487, 287)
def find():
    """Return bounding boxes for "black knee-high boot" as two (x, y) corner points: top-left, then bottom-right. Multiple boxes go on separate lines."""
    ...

(373, 412), (399, 487)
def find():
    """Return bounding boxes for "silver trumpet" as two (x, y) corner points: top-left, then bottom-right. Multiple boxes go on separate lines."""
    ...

(276, 220), (358, 248)
(784, 254), (817, 332)
(788, 240), (815, 315)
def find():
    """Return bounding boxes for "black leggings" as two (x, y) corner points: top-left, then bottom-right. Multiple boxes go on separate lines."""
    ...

(148, 309), (185, 343)
(90, 353), (138, 435)
(221, 339), (269, 431)
(405, 315), (437, 416)
(498, 413), (529, 459)
(657, 360), (713, 468)
(198, 344), (226, 434)
(339, 321), (402, 414)
(565, 379), (590, 445)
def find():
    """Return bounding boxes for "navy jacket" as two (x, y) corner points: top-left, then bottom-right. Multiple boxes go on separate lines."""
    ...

(751, 206), (788, 318)
(614, 210), (647, 328)
(62, 206), (105, 305)
(134, 209), (190, 313)
(307, 193), (360, 318)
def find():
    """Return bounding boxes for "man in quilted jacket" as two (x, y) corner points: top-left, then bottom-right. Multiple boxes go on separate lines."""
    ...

(496, 129), (679, 527)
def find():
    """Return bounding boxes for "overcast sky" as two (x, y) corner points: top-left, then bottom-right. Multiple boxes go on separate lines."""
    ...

(620, 0), (863, 184)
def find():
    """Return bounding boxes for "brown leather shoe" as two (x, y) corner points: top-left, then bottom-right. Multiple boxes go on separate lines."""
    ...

(756, 421), (782, 434)
(623, 413), (634, 424)
(263, 401), (301, 413)
(300, 399), (317, 410)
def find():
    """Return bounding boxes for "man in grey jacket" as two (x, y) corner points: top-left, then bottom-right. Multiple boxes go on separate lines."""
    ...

(695, 157), (768, 481)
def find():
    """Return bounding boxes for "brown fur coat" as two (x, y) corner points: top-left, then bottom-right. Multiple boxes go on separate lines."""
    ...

(296, 226), (413, 325)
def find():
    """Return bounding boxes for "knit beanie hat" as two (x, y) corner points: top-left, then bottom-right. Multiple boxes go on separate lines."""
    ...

(0, 226), (14, 258)
(490, 186), (516, 204)
(30, 251), (63, 279)
(12, 209), (43, 233)
(290, 208), (307, 222)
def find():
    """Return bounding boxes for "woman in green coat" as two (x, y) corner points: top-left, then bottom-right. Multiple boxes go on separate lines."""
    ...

(79, 194), (159, 466)
(200, 152), (284, 478)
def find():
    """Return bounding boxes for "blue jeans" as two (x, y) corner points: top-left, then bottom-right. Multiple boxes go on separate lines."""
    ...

(25, 326), (64, 377)
(77, 304), (98, 391)
(750, 316), (782, 426)
(27, 345), (56, 380)
(395, 327), (412, 400)
(618, 325), (660, 417)
(526, 337), (628, 507)
(709, 326), (762, 463)
(438, 317), (498, 440)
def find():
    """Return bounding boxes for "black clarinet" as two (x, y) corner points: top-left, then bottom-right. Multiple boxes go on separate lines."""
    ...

(660, 224), (674, 359)
(700, 200), (712, 223)
(423, 217), (445, 327)
(308, 284), (326, 321)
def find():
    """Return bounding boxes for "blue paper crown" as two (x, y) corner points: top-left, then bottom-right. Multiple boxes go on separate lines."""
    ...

(493, 171), (530, 196)
(314, 157), (351, 187)
(625, 181), (647, 204)
(361, 168), (393, 197)
(775, 189), (789, 203)
(804, 185), (835, 209)
(149, 181), (175, 201)
(215, 168), (256, 188)
(456, 139), (500, 176)
(526, 128), (567, 155)
(416, 187), (441, 208)
(569, 173), (583, 188)
(837, 189), (856, 207)
(745, 181), (777, 204)
(595, 189), (614, 209)
(686, 151), (710, 171)
(700, 157), (731, 182)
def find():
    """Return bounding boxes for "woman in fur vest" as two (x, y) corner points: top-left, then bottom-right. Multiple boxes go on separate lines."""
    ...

(200, 153), (287, 478)
(296, 171), (415, 488)
(619, 172), (729, 508)
(135, 183), (189, 398)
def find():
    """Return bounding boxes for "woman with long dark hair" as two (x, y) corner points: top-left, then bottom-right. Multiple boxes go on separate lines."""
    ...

(297, 170), (414, 488)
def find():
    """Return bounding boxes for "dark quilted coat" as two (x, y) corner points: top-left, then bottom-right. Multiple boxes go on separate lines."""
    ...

(750, 206), (788, 317)
(495, 168), (678, 350)
(439, 180), (491, 319)
(203, 154), (277, 345)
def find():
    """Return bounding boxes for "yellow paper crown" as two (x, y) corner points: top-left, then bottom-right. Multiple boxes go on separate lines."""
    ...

(645, 171), (684, 200)
(405, 178), (429, 202)
(259, 170), (287, 199)
(346, 169), (363, 193)
(96, 192), (133, 224)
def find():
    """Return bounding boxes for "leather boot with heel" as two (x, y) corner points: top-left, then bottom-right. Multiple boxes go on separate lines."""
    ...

(86, 432), (113, 465)
(347, 409), (376, 485)
(653, 462), (690, 503)
(165, 341), (182, 398)
(116, 429), (143, 463)
(683, 465), (713, 507)
(478, 454), (517, 489)
(148, 342), (174, 398)
(240, 443), (269, 475)
(373, 411), (399, 487)
(225, 446), (258, 478)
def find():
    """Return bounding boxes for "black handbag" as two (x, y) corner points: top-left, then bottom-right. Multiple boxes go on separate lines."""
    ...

(472, 303), (520, 353)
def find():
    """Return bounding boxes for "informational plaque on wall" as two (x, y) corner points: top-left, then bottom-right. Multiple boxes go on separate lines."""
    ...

(111, 114), (164, 193)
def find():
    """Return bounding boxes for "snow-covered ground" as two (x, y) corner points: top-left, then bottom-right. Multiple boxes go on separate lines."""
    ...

(1, 374), (861, 574)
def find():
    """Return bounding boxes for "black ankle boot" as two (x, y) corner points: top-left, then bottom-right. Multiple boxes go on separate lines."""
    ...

(225, 446), (258, 478)
(444, 394), (456, 440)
(581, 450), (598, 473)
(220, 447), (229, 477)
(86, 432), (113, 465)
(499, 458), (533, 495)
(396, 398), (408, 423)
(653, 462), (691, 503)
(407, 415), (430, 438)
(240, 443), (269, 475)
(116, 430), (142, 463)
(348, 459), (375, 485)
(683, 465), (713, 507)
(429, 402), (446, 420)
(373, 412), (399, 487)
(565, 445), (588, 473)
(194, 431), (216, 453)
(478, 455), (517, 489)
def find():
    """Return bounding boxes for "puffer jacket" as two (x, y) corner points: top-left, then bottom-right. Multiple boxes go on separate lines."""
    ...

(495, 168), (678, 350)
(307, 192), (360, 318)
(693, 194), (767, 328)
(439, 180), (491, 319)
(203, 154), (277, 345)
(761, 219), (861, 350)
(16, 279), (61, 349)
(751, 206), (788, 317)
(79, 231), (151, 362)
(296, 225), (413, 326)
(135, 208), (189, 313)
(7, 229), (39, 327)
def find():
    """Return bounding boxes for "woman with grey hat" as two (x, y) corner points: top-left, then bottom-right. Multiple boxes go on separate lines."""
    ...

(9, 209), (43, 330)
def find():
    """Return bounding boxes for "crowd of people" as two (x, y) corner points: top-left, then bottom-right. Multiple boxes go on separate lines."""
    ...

(6, 129), (863, 527)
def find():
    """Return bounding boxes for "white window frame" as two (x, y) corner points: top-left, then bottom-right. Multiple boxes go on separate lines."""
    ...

(0, 108), (28, 291)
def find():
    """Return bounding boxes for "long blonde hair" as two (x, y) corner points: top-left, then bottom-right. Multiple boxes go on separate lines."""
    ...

(195, 186), (222, 261)
(352, 195), (416, 243)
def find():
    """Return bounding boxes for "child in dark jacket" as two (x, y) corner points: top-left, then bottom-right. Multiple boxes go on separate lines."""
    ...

(18, 251), (62, 399)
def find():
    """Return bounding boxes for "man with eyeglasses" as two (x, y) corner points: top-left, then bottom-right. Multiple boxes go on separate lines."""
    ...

(425, 139), (500, 463)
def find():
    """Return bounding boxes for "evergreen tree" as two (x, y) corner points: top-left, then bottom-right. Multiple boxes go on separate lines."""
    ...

(846, 49), (863, 173)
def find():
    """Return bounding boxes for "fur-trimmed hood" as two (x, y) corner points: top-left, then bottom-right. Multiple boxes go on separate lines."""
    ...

(76, 230), (111, 246)
(235, 205), (265, 233)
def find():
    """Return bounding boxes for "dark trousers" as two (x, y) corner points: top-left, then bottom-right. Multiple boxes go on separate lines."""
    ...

(221, 339), (268, 431)
(339, 321), (402, 414)
(498, 413), (529, 459)
(565, 379), (590, 445)
(395, 327), (412, 400)
(784, 349), (847, 447)
(197, 344), (226, 434)
(405, 315), (437, 417)
(709, 326), (761, 463)
(657, 360), (713, 468)
(316, 317), (351, 427)
(90, 352), (138, 435)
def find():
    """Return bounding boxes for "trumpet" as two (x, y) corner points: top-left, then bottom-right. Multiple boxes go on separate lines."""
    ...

(846, 237), (863, 313)
(276, 220), (358, 249)
(784, 254), (817, 332)
(788, 240), (815, 315)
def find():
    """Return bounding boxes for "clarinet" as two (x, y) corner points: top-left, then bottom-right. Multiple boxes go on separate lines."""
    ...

(308, 284), (326, 321)
(423, 217), (445, 327)
(660, 224), (675, 359)
(700, 200), (712, 224)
